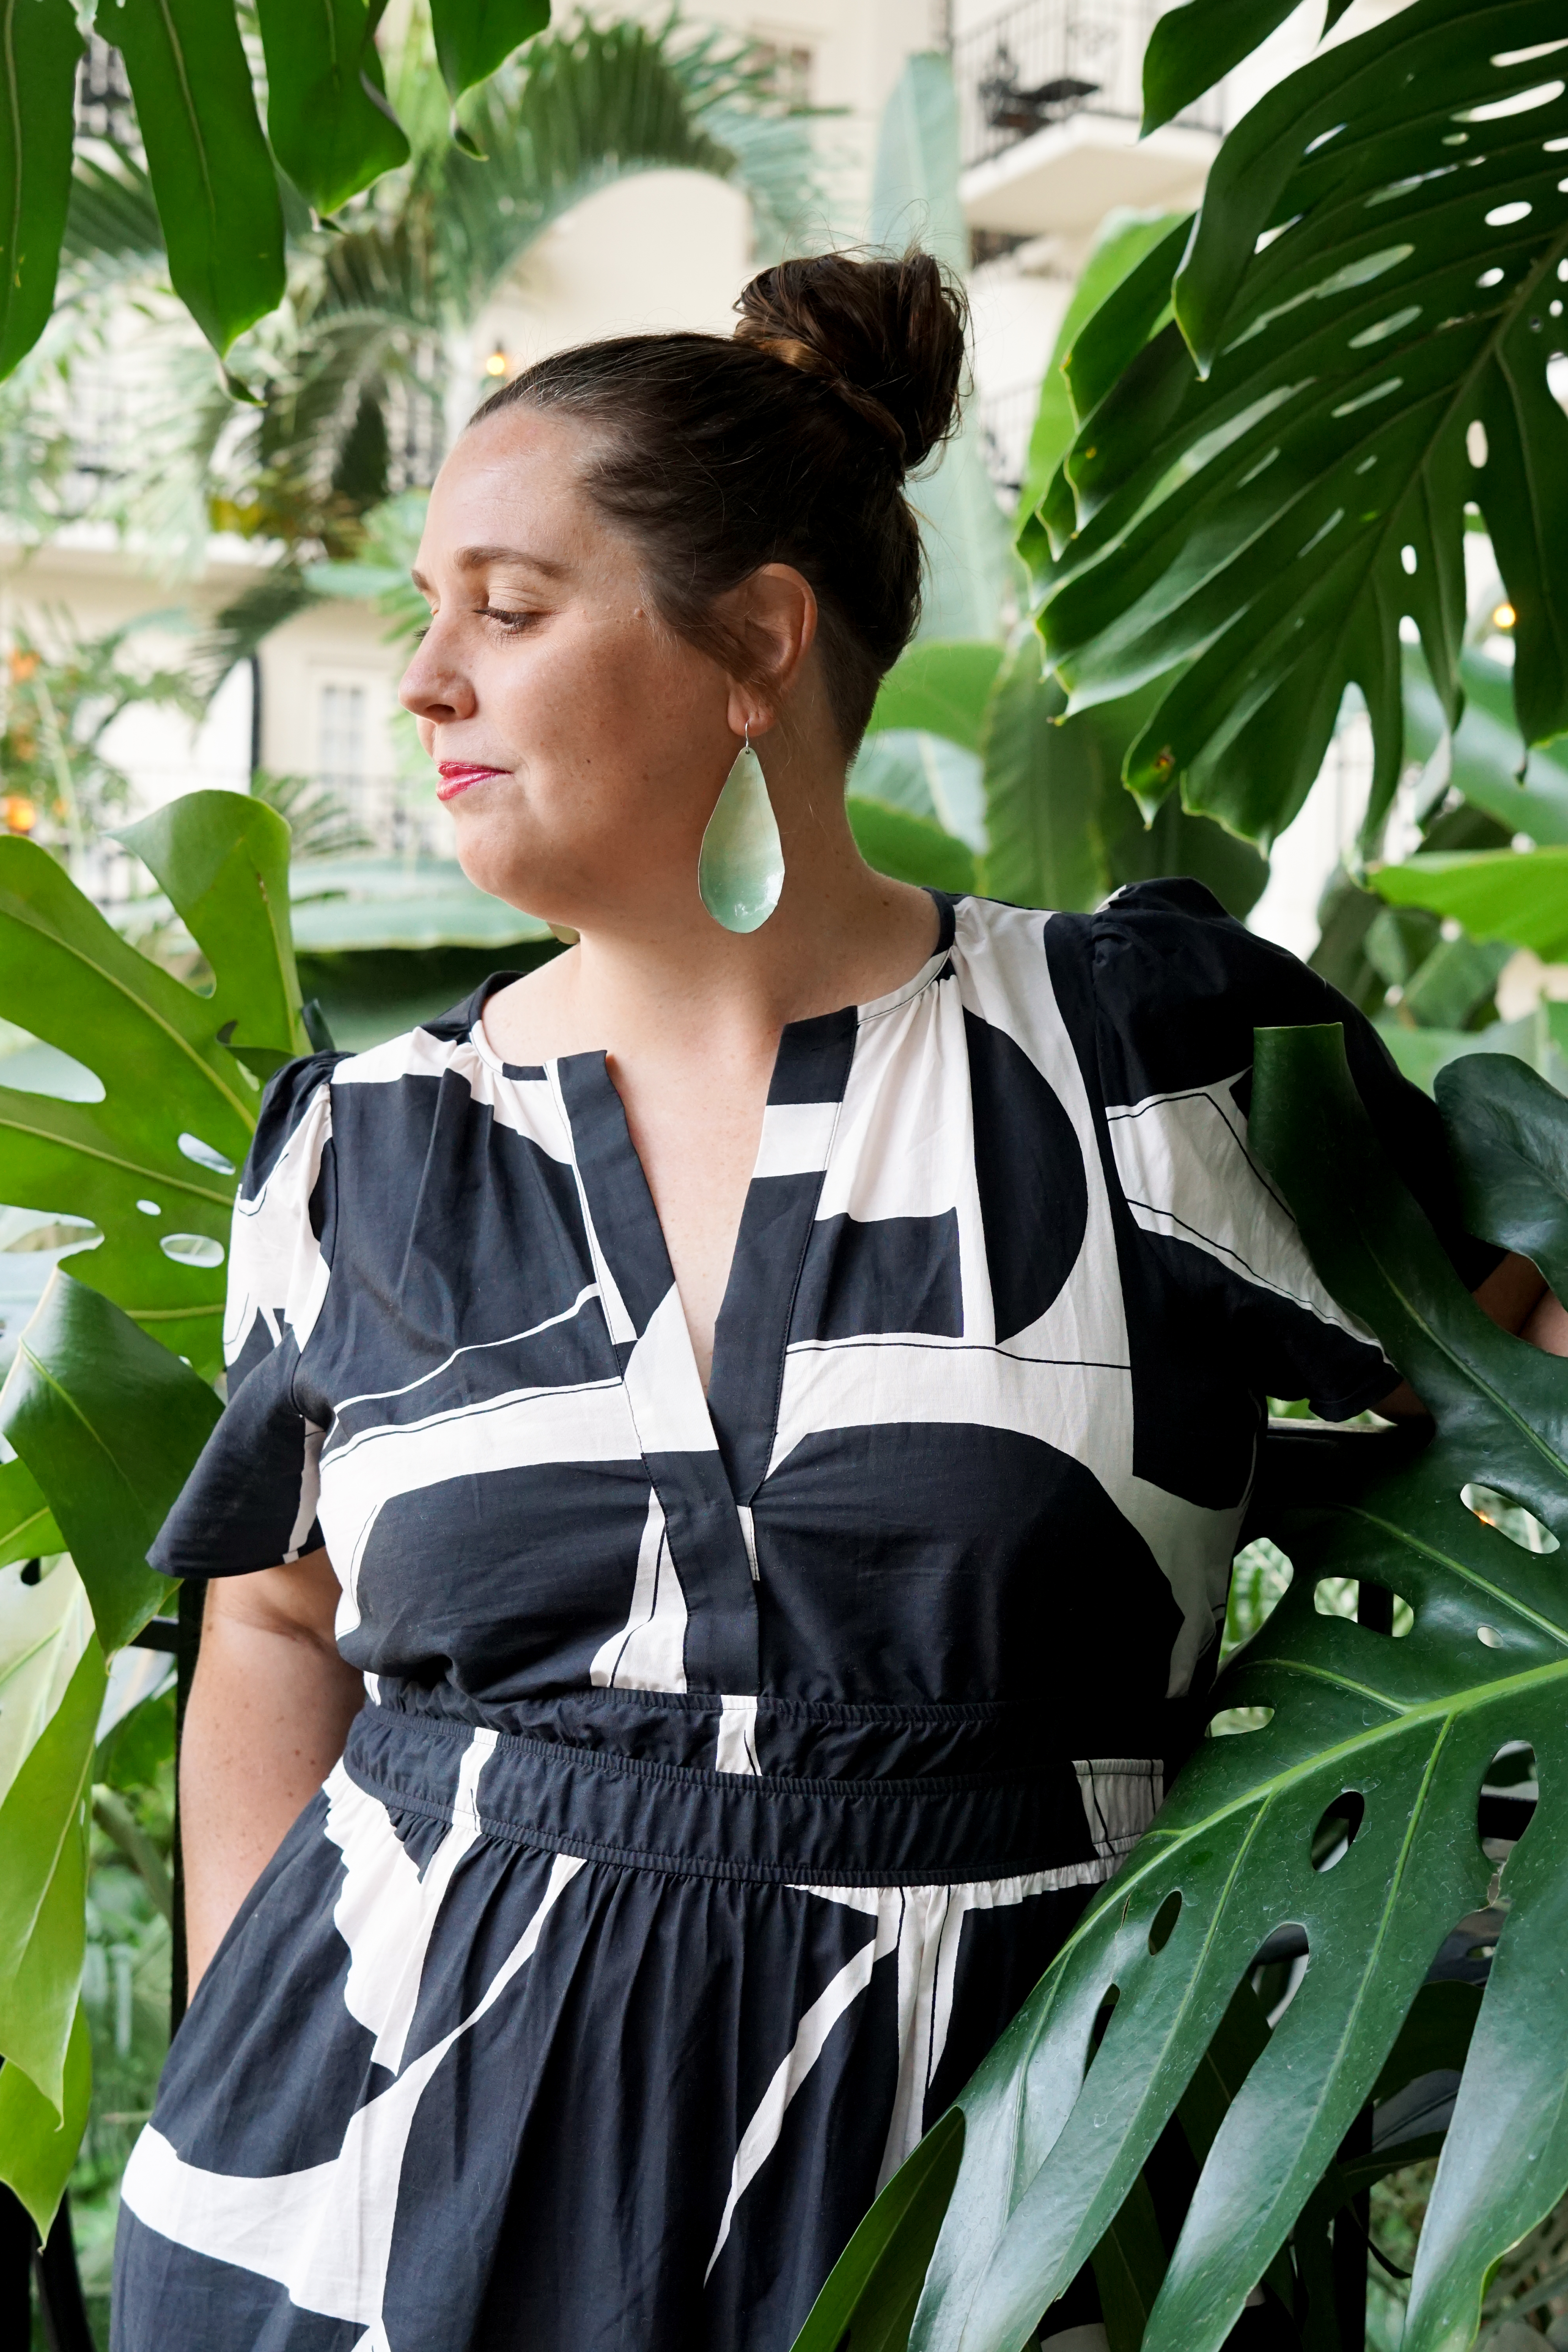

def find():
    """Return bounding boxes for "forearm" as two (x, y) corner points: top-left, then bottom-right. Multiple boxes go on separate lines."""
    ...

(181, 1556), (364, 1989)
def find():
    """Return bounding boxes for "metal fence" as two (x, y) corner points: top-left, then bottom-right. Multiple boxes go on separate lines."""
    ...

(974, 380), (1043, 502)
(953, 0), (1226, 171)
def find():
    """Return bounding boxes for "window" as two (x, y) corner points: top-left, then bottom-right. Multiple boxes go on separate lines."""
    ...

(318, 683), (366, 787)
(752, 42), (813, 109)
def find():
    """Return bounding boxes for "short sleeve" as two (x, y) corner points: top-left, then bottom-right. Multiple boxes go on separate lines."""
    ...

(150, 1051), (341, 1580)
(1090, 879), (1503, 1421)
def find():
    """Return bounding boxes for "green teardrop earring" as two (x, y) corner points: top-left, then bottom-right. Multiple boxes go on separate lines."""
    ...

(698, 726), (784, 934)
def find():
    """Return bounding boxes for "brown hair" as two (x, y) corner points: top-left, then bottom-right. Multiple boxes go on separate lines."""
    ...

(469, 252), (968, 749)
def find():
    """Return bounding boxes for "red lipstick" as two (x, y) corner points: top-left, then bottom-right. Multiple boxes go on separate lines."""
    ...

(436, 761), (507, 802)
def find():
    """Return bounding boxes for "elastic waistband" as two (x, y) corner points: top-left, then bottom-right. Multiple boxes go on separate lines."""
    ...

(343, 1704), (1161, 1889)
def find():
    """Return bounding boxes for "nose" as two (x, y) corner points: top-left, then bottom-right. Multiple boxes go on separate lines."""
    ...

(399, 621), (477, 725)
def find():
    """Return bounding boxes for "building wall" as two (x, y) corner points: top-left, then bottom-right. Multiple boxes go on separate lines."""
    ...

(2, 1), (1392, 956)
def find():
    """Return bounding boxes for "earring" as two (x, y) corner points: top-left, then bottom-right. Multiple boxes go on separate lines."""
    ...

(698, 723), (784, 934)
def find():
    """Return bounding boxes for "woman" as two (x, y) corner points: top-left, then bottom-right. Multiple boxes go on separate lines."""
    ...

(113, 253), (1563, 2352)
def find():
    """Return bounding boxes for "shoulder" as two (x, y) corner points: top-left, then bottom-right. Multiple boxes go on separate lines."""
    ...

(246, 1049), (345, 1190)
(1084, 879), (1337, 1102)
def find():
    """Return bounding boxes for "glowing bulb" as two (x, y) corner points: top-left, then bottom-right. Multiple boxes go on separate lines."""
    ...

(4, 793), (36, 833)
(484, 346), (508, 379)
(1493, 601), (1517, 629)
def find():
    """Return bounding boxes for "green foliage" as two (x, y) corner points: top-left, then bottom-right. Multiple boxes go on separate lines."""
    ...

(1139, 0), (1355, 137)
(1374, 847), (1568, 962)
(257, 0), (412, 218)
(866, 643), (1005, 756)
(1406, 647), (1568, 849)
(0, 622), (200, 869)
(846, 798), (976, 895)
(302, 488), (432, 649)
(873, 631), (1268, 921)
(248, 771), (374, 864)
(1, 1272), (221, 1653)
(95, 1684), (176, 1801)
(0, 1456), (62, 1569)
(792, 2110), (967, 2352)
(0, 0), (80, 380)
(1027, 0), (1568, 850)
(0, 1637), (102, 2126)
(0, 1998), (91, 2240)
(792, 1032), (1568, 2352)
(112, 0), (288, 363)
(0, 1), (558, 375)
(290, 854), (552, 952)
(431, 0), (551, 111)
(0, 805), (291, 1370)
(122, 791), (308, 1072)
(0, 790), (320, 2229)
(0, 1557), (89, 1806)
(979, 636), (1105, 915)
(1019, 209), (1189, 525)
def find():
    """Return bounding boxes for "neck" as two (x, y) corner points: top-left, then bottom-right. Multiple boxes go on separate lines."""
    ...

(497, 748), (940, 1068)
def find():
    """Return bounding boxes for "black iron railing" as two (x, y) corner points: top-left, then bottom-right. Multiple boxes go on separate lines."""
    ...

(954, 0), (1226, 172)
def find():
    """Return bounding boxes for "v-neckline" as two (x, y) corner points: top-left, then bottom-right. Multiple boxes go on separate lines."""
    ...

(467, 896), (958, 1492)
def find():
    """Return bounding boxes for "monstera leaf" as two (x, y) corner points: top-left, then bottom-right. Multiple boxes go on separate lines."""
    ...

(1139, 0), (1358, 136)
(0, 792), (305, 1377)
(792, 1032), (1568, 2352)
(1029, 0), (1568, 850)
(0, 792), (313, 2230)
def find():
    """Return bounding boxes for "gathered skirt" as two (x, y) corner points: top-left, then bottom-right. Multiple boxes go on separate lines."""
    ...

(112, 1700), (1157, 2350)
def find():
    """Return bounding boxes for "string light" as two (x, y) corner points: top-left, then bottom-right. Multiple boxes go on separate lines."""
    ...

(484, 344), (509, 379)
(1493, 601), (1517, 629)
(4, 794), (36, 834)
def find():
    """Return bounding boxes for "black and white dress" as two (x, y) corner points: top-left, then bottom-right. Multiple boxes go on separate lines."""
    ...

(113, 884), (1492, 2352)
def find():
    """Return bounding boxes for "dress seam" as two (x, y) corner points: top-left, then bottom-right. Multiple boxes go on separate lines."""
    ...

(352, 1712), (1086, 1800)
(343, 1755), (1140, 1890)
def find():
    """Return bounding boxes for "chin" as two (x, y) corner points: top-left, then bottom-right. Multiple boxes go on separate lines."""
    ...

(449, 817), (578, 927)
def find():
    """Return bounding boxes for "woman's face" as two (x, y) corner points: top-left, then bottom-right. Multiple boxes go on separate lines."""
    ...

(400, 405), (741, 926)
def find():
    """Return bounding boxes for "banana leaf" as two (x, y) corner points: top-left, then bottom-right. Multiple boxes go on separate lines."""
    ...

(1372, 846), (1568, 963)
(792, 1033), (1568, 2352)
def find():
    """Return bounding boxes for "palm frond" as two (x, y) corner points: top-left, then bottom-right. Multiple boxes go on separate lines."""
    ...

(192, 565), (321, 702)
(59, 145), (164, 272)
(247, 768), (373, 859)
(432, 19), (739, 319)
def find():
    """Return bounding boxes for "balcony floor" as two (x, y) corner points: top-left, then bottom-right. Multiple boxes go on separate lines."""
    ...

(961, 112), (1219, 237)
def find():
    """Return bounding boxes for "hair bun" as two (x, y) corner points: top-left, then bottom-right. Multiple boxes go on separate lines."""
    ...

(734, 252), (966, 474)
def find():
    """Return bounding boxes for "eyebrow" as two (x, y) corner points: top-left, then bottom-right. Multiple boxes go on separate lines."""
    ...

(410, 543), (570, 594)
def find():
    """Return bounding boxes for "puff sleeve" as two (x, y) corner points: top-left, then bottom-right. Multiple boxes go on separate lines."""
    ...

(1090, 880), (1502, 1423)
(149, 1050), (342, 1579)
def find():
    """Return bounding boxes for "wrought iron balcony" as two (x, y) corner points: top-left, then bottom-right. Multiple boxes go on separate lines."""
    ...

(954, 0), (1226, 173)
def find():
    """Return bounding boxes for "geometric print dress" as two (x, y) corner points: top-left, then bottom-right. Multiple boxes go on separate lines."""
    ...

(112, 882), (1495, 2351)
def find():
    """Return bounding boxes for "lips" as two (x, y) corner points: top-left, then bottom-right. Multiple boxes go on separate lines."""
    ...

(436, 761), (508, 802)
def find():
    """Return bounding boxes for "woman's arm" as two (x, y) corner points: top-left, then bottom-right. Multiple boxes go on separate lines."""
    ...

(181, 1546), (364, 1990)
(1377, 1250), (1568, 1418)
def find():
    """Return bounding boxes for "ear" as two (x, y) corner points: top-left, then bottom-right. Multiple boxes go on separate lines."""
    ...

(720, 564), (818, 737)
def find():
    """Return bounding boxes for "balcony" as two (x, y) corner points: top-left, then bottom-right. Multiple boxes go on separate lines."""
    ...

(955, 0), (1226, 241)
